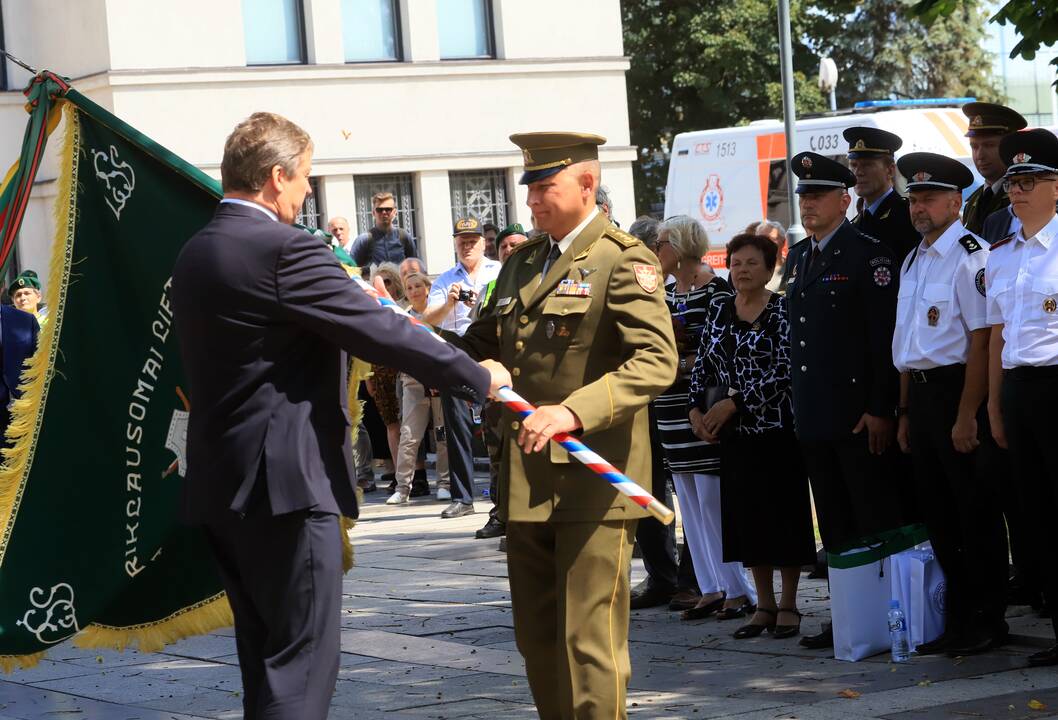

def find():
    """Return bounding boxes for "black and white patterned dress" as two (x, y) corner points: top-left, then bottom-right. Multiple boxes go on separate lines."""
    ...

(689, 293), (815, 567)
(652, 277), (732, 475)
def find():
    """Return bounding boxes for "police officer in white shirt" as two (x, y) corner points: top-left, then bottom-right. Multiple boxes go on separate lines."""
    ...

(985, 128), (1058, 667)
(893, 152), (1010, 657)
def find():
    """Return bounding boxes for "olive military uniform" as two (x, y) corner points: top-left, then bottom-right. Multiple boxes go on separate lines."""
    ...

(961, 101), (1028, 239)
(450, 135), (676, 717)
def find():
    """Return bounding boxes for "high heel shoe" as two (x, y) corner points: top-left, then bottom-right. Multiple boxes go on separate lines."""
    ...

(716, 601), (756, 621)
(773, 607), (802, 639)
(680, 595), (725, 621)
(733, 608), (776, 639)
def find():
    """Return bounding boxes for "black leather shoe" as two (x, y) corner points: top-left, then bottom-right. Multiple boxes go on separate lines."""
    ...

(681, 595), (725, 621)
(441, 502), (475, 519)
(799, 624), (833, 649)
(947, 630), (1007, 657)
(914, 633), (955, 655)
(734, 608), (776, 639)
(475, 517), (506, 539)
(629, 581), (676, 610)
(409, 480), (431, 498)
(772, 607), (802, 639)
(1028, 645), (1058, 667)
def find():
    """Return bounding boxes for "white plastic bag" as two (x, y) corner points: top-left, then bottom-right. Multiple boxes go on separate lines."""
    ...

(830, 553), (892, 662)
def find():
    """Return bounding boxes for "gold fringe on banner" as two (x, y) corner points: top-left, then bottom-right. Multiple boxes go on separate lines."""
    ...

(74, 593), (233, 654)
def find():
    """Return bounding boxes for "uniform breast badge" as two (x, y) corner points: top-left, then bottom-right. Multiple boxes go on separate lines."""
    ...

(927, 306), (940, 326)
(873, 266), (892, 287)
(1045, 297), (1058, 314)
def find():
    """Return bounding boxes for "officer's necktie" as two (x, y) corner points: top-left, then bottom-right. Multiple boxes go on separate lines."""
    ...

(809, 244), (821, 269)
(981, 185), (993, 206)
(542, 242), (561, 277)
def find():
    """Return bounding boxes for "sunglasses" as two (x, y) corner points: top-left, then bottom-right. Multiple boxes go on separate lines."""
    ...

(374, 206), (396, 214)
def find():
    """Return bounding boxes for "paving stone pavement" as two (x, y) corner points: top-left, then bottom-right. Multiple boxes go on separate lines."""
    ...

(1, 475), (1056, 719)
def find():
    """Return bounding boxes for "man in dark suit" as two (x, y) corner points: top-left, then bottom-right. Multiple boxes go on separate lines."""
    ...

(844, 126), (920, 263)
(784, 152), (901, 650)
(0, 303), (39, 437)
(172, 112), (505, 720)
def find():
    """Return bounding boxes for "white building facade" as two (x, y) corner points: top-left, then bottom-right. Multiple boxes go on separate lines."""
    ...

(0, 0), (637, 275)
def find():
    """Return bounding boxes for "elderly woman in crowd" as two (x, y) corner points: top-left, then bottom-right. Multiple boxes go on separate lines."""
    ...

(653, 215), (756, 621)
(689, 233), (815, 639)
(366, 263), (405, 492)
(388, 271), (451, 504)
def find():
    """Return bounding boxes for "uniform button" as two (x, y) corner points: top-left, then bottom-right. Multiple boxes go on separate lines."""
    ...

(519, 315), (529, 325)
(515, 340), (524, 350)
(512, 368), (521, 377)
(800, 292), (805, 298)
(800, 365), (807, 372)
(799, 340), (806, 348)
(511, 421), (520, 430)
(799, 316), (806, 323)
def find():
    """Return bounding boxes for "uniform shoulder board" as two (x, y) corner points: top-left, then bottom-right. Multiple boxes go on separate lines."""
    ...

(990, 232), (1016, 251)
(957, 234), (983, 254)
(508, 234), (548, 256)
(602, 227), (640, 249)
(858, 230), (881, 244)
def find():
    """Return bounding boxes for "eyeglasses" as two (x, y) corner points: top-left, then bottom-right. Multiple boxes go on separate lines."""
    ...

(1002, 176), (1057, 193)
(374, 206), (396, 214)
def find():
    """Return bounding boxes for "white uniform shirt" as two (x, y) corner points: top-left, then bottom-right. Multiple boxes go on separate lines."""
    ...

(893, 220), (988, 372)
(986, 213), (1058, 368)
(427, 258), (502, 336)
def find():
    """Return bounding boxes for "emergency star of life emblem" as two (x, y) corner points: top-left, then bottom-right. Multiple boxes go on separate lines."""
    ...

(698, 174), (724, 223)
(873, 266), (892, 287)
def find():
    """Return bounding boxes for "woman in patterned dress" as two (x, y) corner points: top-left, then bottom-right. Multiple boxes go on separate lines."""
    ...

(653, 216), (756, 621)
(690, 234), (816, 639)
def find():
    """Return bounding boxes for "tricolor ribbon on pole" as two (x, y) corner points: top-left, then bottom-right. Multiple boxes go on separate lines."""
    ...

(351, 275), (675, 525)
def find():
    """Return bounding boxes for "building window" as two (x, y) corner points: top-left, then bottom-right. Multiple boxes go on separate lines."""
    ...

(354, 173), (418, 239)
(243, 0), (307, 65)
(449, 169), (510, 228)
(436, 0), (494, 60)
(342, 0), (402, 62)
(297, 178), (324, 229)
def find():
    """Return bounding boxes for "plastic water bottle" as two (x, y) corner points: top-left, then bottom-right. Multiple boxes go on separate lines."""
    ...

(888, 600), (911, 662)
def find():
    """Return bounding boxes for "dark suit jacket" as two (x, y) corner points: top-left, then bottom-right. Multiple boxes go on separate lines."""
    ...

(981, 206), (1015, 246)
(785, 220), (899, 442)
(854, 189), (919, 266)
(0, 304), (39, 407)
(172, 202), (489, 523)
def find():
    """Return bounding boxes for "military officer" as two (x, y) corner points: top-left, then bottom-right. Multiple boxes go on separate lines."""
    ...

(785, 152), (902, 650)
(961, 102), (1028, 242)
(986, 129), (1058, 667)
(892, 152), (1009, 657)
(446, 132), (677, 718)
(844, 126), (920, 263)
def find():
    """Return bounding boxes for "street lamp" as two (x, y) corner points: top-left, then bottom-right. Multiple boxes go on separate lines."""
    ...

(819, 57), (839, 112)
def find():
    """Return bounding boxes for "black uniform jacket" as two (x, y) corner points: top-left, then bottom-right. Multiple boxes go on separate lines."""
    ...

(172, 203), (489, 523)
(854, 189), (919, 266)
(785, 220), (899, 443)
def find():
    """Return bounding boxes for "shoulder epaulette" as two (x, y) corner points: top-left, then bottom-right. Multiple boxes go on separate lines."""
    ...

(602, 226), (640, 249)
(957, 234), (983, 254)
(989, 232), (1016, 251)
(508, 234), (548, 257)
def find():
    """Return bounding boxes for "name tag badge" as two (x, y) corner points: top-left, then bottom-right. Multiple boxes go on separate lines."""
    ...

(496, 296), (513, 308)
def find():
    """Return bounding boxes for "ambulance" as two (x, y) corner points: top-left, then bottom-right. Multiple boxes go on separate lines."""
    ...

(663, 99), (982, 268)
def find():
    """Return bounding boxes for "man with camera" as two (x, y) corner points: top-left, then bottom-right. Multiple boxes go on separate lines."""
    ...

(423, 217), (502, 517)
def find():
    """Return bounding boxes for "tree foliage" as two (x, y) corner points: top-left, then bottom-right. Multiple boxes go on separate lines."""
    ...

(911, 0), (1058, 69)
(623, 0), (1002, 213)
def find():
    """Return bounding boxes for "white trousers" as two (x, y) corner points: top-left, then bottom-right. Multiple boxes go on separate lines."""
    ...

(672, 472), (756, 601)
(396, 375), (449, 493)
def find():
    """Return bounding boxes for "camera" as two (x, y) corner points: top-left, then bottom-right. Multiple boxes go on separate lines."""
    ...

(458, 289), (475, 302)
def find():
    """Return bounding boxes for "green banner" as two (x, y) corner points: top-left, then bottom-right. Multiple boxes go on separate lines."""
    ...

(0, 88), (234, 669)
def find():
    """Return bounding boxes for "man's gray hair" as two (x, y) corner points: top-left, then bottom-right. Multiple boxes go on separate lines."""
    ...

(754, 219), (787, 238)
(221, 112), (313, 193)
(595, 185), (613, 213)
(660, 215), (710, 259)
(628, 215), (660, 248)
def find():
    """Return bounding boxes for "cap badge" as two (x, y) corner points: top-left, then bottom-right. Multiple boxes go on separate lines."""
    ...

(523, 149), (534, 164)
(1013, 152), (1031, 164)
(801, 156), (813, 169)
(17, 279), (24, 288)
(853, 139), (867, 150)
(912, 171), (932, 182)
(456, 219), (477, 231)
(970, 116), (983, 127)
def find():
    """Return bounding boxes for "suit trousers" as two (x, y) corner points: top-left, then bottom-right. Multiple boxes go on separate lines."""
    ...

(635, 405), (679, 590)
(205, 509), (343, 720)
(1003, 367), (1058, 639)
(908, 370), (1008, 634)
(672, 473), (755, 601)
(441, 391), (476, 504)
(507, 520), (636, 720)
(396, 375), (449, 494)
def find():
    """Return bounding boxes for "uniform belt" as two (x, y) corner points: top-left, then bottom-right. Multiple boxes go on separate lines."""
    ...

(909, 364), (965, 384)
(1008, 365), (1058, 380)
